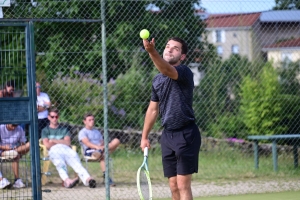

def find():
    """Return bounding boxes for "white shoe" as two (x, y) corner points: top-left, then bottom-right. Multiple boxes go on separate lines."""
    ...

(0, 178), (11, 189)
(13, 179), (25, 188)
(2, 150), (18, 159)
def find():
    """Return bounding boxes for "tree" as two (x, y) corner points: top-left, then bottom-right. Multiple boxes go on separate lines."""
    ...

(105, 0), (207, 78)
(3, 0), (208, 81)
(239, 62), (286, 136)
(107, 50), (158, 129)
(273, 0), (300, 10)
(195, 55), (264, 138)
(2, 0), (212, 131)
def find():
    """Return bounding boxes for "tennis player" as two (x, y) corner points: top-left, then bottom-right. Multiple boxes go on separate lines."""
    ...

(140, 37), (201, 200)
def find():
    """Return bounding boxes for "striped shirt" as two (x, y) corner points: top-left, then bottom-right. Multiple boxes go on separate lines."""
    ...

(151, 64), (195, 130)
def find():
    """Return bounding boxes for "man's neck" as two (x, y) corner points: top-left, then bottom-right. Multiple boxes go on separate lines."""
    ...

(85, 126), (93, 130)
(49, 123), (59, 129)
(5, 124), (12, 131)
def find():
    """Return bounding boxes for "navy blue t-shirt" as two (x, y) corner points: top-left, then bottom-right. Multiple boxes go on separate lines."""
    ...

(151, 64), (195, 130)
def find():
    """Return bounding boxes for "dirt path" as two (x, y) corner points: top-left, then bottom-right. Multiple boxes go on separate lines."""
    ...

(1, 179), (299, 199)
(39, 179), (300, 199)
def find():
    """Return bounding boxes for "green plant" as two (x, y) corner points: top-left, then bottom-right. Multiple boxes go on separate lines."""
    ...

(239, 62), (286, 135)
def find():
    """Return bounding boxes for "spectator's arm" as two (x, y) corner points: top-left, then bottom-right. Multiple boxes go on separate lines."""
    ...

(100, 139), (104, 146)
(37, 105), (47, 112)
(0, 144), (12, 151)
(50, 135), (71, 146)
(42, 138), (55, 150)
(44, 101), (51, 107)
(81, 137), (102, 150)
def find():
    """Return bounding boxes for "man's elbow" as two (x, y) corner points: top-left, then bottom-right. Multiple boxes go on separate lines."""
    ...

(149, 110), (158, 117)
(161, 69), (178, 80)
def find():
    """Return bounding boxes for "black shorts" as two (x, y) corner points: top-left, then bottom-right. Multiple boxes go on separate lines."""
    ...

(85, 148), (103, 156)
(160, 122), (201, 178)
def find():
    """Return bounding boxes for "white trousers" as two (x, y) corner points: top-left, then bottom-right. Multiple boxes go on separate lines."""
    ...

(49, 144), (90, 186)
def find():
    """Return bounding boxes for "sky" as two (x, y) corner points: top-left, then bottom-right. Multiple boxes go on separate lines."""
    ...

(146, 1), (276, 14)
(198, 0), (276, 13)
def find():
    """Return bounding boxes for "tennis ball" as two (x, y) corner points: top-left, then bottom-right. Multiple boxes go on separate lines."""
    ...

(140, 29), (150, 39)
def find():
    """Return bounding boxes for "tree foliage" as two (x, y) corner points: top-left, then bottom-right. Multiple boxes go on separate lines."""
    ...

(273, 0), (300, 10)
(196, 54), (263, 138)
(107, 51), (158, 129)
(239, 62), (286, 136)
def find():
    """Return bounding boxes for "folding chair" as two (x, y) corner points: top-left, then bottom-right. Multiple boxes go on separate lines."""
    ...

(80, 146), (99, 170)
(80, 146), (114, 181)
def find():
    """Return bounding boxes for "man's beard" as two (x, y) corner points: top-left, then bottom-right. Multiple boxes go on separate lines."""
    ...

(163, 55), (180, 65)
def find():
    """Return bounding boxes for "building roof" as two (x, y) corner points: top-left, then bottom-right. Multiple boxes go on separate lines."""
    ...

(263, 38), (300, 49)
(260, 10), (300, 22)
(205, 12), (261, 28)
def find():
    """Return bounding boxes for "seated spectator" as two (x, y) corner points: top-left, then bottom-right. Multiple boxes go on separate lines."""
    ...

(78, 113), (120, 186)
(0, 80), (15, 98)
(41, 108), (96, 188)
(0, 124), (30, 188)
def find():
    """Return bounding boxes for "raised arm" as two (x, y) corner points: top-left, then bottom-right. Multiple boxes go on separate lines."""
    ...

(143, 38), (178, 79)
(81, 137), (103, 151)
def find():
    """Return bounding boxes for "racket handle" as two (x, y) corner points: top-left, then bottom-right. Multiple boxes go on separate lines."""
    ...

(144, 147), (148, 157)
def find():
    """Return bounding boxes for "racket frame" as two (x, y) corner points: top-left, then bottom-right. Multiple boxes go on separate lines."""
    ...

(137, 147), (152, 200)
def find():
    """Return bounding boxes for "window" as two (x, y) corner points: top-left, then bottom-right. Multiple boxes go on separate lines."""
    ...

(215, 30), (225, 43)
(281, 52), (292, 68)
(232, 45), (239, 54)
(282, 52), (292, 63)
(216, 30), (222, 42)
(217, 46), (223, 56)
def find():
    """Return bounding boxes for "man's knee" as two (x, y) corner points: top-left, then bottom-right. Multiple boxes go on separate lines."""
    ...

(168, 176), (178, 191)
(176, 174), (192, 190)
(108, 138), (121, 151)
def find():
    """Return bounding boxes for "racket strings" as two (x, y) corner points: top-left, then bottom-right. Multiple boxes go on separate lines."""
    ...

(140, 170), (150, 199)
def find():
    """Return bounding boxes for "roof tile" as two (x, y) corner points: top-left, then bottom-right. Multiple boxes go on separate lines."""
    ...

(206, 13), (261, 28)
(264, 38), (300, 48)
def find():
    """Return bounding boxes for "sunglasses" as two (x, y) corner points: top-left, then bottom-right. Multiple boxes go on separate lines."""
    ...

(49, 115), (59, 119)
(36, 86), (42, 88)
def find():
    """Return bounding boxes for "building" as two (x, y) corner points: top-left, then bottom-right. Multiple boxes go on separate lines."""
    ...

(259, 11), (300, 66)
(205, 10), (300, 62)
(262, 37), (300, 68)
(205, 12), (261, 60)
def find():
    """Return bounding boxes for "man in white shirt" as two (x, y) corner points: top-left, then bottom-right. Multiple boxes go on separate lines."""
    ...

(36, 82), (51, 138)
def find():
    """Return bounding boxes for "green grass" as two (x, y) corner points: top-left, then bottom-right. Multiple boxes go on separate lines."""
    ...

(157, 190), (300, 200)
(46, 142), (300, 184)
(43, 142), (300, 199)
(106, 143), (300, 184)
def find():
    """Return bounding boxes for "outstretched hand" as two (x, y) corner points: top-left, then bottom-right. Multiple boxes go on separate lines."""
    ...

(143, 38), (156, 54)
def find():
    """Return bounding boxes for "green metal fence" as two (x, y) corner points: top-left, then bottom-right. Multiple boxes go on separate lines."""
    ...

(0, 22), (41, 199)
(1, 0), (300, 199)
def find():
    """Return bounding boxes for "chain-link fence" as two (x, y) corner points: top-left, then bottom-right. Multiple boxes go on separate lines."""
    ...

(1, 0), (300, 199)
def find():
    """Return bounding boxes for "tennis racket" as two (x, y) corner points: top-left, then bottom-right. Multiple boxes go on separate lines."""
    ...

(137, 147), (152, 200)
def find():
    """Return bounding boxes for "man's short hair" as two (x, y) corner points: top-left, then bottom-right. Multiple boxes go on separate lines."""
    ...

(48, 107), (59, 115)
(167, 37), (188, 54)
(5, 80), (15, 88)
(83, 113), (94, 120)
